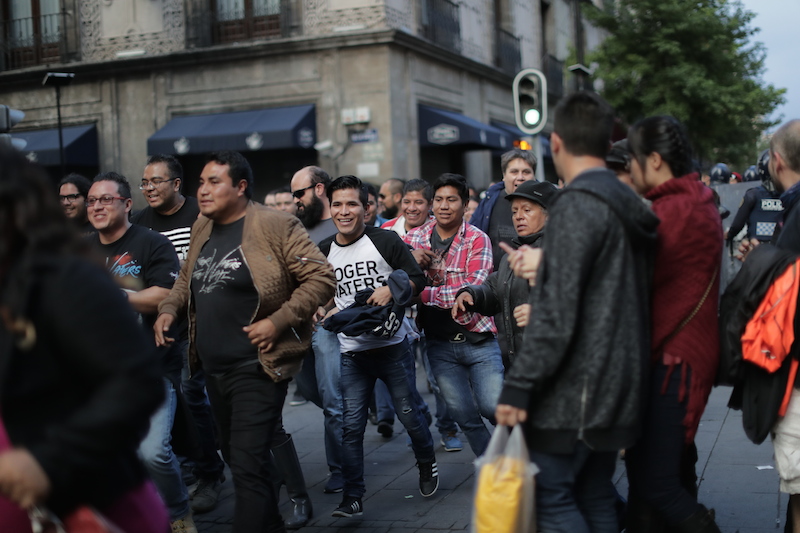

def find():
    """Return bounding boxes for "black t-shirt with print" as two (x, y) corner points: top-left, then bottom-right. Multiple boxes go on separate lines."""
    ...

(191, 217), (260, 373)
(91, 223), (182, 376)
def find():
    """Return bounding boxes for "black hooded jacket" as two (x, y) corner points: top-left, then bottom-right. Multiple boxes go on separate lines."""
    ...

(498, 169), (659, 454)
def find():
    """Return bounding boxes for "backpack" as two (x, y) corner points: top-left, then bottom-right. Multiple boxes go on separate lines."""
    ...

(718, 244), (800, 443)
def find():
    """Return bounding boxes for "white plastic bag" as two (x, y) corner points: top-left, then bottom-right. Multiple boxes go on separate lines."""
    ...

(471, 425), (539, 533)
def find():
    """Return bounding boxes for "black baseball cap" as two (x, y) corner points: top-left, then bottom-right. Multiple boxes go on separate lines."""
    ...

(505, 180), (558, 210)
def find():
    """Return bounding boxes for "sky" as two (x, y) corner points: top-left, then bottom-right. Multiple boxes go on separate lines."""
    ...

(738, 0), (800, 128)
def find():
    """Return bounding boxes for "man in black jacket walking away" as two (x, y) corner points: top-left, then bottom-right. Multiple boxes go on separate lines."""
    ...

(495, 91), (659, 533)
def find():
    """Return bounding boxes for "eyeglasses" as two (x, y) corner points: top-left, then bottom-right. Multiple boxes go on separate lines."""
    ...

(59, 193), (82, 203)
(292, 184), (315, 199)
(86, 195), (128, 207)
(139, 178), (176, 190)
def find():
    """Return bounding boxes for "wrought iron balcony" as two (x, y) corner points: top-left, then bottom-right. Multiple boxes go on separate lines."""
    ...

(1, 13), (63, 71)
(419, 0), (461, 53)
(186, 0), (294, 48)
(495, 28), (520, 74)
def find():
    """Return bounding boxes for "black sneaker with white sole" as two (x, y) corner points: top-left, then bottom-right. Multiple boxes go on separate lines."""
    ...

(418, 460), (439, 497)
(332, 497), (363, 518)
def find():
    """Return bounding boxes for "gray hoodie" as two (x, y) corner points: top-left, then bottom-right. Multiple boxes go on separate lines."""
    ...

(499, 168), (659, 454)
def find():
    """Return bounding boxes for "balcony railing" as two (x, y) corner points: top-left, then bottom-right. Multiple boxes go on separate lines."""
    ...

(543, 54), (564, 101)
(495, 28), (520, 74)
(1, 13), (63, 71)
(187, 0), (294, 48)
(419, 0), (461, 53)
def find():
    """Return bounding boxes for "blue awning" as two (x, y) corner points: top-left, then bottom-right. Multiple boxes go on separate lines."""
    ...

(491, 121), (552, 158)
(418, 105), (513, 150)
(14, 124), (98, 166)
(147, 104), (317, 155)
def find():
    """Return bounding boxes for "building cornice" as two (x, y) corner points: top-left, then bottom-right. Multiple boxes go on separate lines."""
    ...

(0, 29), (514, 89)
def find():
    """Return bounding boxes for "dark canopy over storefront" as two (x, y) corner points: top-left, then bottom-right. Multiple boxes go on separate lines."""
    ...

(147, 104), (317, 155)
(15, 124), (98, 166)
(418, 105), (513, 151)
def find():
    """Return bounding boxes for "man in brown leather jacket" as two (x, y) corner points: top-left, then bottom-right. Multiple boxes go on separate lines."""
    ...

(155, 151), (335, 533)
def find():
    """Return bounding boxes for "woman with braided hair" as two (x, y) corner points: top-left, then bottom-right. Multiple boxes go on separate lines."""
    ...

(624, 116), (723, 533)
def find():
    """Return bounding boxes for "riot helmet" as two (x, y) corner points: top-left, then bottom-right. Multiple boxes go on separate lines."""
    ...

(709, 163), (731, 184)
(757, 150), (775, 191)
(743, 165), (758, 182)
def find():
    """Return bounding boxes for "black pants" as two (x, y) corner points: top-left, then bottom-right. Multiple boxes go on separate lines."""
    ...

(625, 363), (702, 524)
(206, 362), (288, 533)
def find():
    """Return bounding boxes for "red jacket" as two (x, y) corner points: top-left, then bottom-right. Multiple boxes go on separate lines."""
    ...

(645, 174), (723, 441)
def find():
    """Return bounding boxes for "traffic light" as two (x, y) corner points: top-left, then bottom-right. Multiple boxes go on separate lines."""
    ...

(0, 105), (25, 149)
(513, 69), (547, 135)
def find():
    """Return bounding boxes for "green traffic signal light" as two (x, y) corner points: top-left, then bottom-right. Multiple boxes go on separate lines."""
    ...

(513, 69), (548, 135)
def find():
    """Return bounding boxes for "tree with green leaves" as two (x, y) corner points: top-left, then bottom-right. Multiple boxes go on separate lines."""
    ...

(585, 0), (785, 170)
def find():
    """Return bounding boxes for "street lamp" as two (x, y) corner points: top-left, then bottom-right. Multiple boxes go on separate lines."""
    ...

(42, 72), (75, 178)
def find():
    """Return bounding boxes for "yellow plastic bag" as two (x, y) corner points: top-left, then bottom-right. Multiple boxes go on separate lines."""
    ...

(471, 425), (538, 533)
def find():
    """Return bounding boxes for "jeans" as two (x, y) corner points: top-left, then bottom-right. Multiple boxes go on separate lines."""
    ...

(530, 442), (619, 533)
(180, 342), (225, 482)
(310, 327), (344, 479)
(374, 379), (395, 423)
(373, 342), (433, 425)
(139, 378), (189, 521)
(425, 337), (504, 456)
(340, 339), (435, 499)
(206, 363), (288, 533)
(417, 336), (459, 435)
(625, 363), (701, 523)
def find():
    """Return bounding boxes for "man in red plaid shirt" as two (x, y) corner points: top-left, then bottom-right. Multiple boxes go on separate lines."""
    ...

(404, 173), (504, 457)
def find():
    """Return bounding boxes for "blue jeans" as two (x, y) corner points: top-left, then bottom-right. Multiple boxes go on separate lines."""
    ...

(139, 378), (189, 521)
(313, 327), (344, 478)
(417, 336), (459, 435)
(180, 342), (225, 482)
(425, 337), (503, 456)
(374, 379), (395, 423)
(340, 339), (435, 499)
(529, 442), (619, 533)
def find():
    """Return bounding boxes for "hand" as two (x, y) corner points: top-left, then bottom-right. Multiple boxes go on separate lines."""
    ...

(313, 306), (326, 325)
(411, 248), (436, 269)
(154, 313), (176, 347)
(500, 242), (543, 285)
(0, 449), (51, 509)
(366, 286), (392, 306)
(513, 303), (531, 327)
(323, 307), (340, 321)
(736, 237), (760, 262)
(452, 292), (474, 320)
(244, 318), (278, 352)
(495, 404), (527, 426)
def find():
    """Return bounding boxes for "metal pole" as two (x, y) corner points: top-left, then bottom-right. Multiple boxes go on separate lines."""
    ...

(56, 85), (65, 178)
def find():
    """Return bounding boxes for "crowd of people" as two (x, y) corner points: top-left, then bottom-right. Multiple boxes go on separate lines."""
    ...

(1, 90), (799, 533)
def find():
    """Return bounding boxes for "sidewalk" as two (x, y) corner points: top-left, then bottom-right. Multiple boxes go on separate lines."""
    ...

(196, 378), (785, 532)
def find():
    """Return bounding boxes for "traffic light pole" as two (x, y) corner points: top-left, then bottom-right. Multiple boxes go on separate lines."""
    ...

(55, 84), (65, 178)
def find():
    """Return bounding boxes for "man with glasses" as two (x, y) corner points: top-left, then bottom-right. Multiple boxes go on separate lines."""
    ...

(131, 155), (225, 515)
(58, 173), (93, 234)
(86, 172), (195, 533)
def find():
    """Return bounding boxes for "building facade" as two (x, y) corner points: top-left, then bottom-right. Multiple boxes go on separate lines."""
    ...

(0, 0), (605, 204)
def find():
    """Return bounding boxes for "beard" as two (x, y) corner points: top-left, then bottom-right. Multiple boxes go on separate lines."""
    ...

(297, 193), (325, 228)
(382, 205), (399, 219)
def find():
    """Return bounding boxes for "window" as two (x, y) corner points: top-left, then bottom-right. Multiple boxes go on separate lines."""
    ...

(3, 0), (61, 69)
(212, 0), (282, 43)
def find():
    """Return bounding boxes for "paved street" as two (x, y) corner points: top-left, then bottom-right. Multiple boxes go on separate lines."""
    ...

(195, 371), (786, 532)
